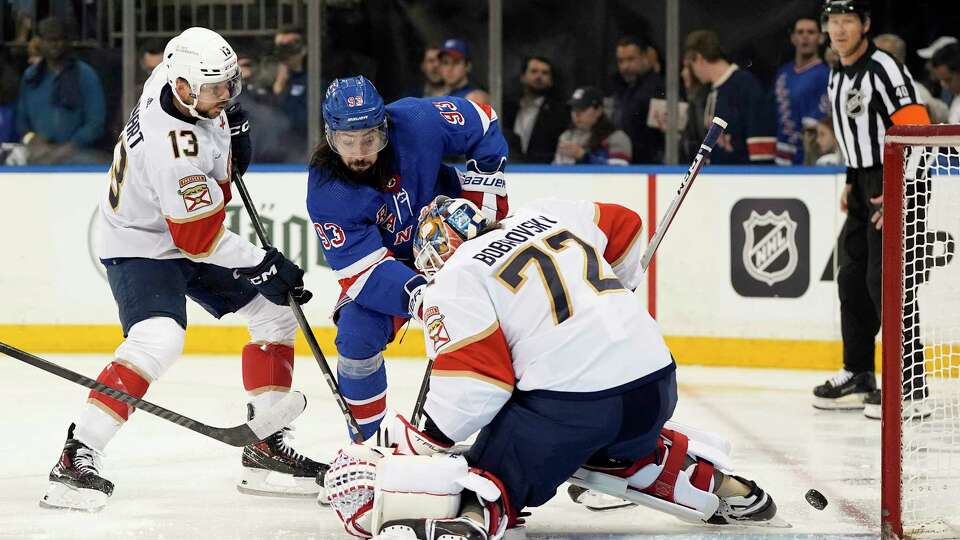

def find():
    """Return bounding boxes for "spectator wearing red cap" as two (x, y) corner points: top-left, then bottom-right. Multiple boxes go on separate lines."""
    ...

(439, 38), (490, 104)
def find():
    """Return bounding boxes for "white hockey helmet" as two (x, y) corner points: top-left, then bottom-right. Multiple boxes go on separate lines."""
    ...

(163, 27), (241, 118)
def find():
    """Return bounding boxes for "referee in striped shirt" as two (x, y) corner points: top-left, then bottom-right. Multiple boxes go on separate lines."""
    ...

(813, 0), (931, 417)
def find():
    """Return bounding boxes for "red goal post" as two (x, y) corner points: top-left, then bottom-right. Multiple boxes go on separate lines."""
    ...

(881, 124), (960, 540)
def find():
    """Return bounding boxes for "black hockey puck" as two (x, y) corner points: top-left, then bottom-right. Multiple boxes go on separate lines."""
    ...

(805, 488), (828, 510)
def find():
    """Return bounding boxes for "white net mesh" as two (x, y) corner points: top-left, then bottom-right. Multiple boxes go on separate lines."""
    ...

(896, 141), (960, 539)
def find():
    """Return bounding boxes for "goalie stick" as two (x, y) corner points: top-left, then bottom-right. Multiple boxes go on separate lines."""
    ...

(0, 342), (306, 447)
(231, 168), (365, 443)
(410, 116), (728, 427)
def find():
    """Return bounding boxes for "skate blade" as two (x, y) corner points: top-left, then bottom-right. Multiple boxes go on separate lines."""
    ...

(39, 482), (108, 512)
(237, 467), (319, 498)
(570, 486), (638, 512)
(812, 394), (867, 410)
(711, 514), (793, 529)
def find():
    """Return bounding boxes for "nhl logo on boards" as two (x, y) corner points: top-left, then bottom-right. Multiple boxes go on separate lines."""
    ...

(730, 199), (809, 298)
(844, 88), (865, 117)
(742, 210), (798, 286)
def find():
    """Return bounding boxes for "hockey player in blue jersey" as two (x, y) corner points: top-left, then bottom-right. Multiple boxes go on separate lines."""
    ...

(306, 76), (508, 440)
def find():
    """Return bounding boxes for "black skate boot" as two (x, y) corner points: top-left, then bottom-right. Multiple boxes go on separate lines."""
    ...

(238, 404), (327, 497)
(863, 389), (933, 420)
(812, 369), (876, 410)
(379, 516), (488, 540)
(40, 423), (114, 512)
(708, 475), (778, 525)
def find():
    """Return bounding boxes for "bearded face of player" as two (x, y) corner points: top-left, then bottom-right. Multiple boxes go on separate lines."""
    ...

(175, 75), (240, 119)
(827, 13), (870, 61)
(328, 125), (388, 173)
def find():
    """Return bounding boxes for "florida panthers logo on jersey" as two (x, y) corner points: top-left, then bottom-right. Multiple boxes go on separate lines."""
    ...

(423, 306), (451, 352)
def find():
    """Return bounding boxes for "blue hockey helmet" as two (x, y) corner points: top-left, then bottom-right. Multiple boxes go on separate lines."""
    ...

(323, 76), (388, 157)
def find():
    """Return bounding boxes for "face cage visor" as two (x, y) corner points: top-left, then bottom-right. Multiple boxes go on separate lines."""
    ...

(325, 122), (389, 158)
(413, 216), (457, 277)
(194, 70), (243, 106)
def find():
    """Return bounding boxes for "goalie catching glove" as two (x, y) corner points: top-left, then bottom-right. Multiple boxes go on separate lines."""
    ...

(381, 410), (453, 456)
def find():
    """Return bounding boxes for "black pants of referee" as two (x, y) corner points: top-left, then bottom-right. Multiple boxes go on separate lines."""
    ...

(838, 165), (926, 398)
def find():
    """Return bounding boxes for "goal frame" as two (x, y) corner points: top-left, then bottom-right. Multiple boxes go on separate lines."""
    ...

(881, 124), (960, 540)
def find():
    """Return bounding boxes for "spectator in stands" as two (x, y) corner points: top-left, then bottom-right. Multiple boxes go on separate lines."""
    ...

(236, 49), (300, 163)
(272, 25), (309, 139)
(0, 49), (19, 144)
(501, 55), (568, 163)
(875, 34), (950, 124)
(15, 16), (105, 164)
(684, 29), (775, 164)
(608, 35), (664, 164)
(678, 60), (710, 162)
(930, 43), (960, 124)
(773, 16), (830, 165)
(814, 115), (841, 166)
(918, 36), (957, 106)
(439, 38), (490, 104)
(139, 39), (164, 81)
(419, 45), (446, 98)
(554, 86), (631, 165)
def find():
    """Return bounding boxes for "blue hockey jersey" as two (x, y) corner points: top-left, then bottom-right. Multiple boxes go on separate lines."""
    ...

(705, 65), (777, 165)
(306, 96), (508, 317)
(773, 60), (830, 165)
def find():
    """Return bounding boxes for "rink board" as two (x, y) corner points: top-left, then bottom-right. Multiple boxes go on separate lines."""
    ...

(0, 165), (896, 370)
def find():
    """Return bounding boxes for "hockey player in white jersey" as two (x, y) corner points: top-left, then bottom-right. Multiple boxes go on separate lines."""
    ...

(324, 196), (778, 539)
(42, 27), (323, 512)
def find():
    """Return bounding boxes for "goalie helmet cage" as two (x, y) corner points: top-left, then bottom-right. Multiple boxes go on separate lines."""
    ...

(881, 124), (960, 540)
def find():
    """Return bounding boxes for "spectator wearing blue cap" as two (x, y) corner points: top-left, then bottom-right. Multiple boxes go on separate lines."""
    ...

(439, 38), (490, 104)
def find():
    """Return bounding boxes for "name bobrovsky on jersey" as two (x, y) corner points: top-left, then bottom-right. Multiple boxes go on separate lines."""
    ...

(471, 215), (559, 266)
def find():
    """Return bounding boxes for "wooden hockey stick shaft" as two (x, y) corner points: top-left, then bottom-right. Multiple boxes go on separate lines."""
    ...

(639, 116), (727, 271)
(0, 342), (306, 447)
(411, 117), (728, 427)
(231, 169), (365, 443)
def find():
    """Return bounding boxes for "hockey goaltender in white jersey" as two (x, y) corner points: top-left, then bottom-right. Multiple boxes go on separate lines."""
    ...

(41, 27), (322, 513)
(324, 197), (781, 540)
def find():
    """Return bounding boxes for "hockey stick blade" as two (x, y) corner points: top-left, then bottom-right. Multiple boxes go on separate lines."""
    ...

(0, 342), (307, 447)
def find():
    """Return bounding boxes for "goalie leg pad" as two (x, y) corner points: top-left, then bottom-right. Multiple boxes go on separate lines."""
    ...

(578, 429), (720, 522)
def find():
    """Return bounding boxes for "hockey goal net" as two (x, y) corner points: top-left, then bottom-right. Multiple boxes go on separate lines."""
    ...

(882, 125), (960, 540)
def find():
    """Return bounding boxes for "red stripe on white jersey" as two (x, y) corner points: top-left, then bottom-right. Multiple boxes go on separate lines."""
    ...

(166, 206), (226, 256)
(434, 324), (514, 388)
(594, 202), (643, 265)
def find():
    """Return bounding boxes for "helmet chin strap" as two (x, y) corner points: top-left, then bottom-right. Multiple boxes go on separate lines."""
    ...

(171, 82), (207, 119)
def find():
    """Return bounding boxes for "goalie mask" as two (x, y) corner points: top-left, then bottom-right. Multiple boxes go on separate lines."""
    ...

(413, 196), (489, 277)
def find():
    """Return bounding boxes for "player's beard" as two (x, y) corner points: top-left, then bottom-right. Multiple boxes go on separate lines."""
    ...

(309, 138), (393, 190)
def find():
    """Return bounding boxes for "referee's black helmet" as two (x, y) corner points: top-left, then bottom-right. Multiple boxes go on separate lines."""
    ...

(821, 0), (871, 31)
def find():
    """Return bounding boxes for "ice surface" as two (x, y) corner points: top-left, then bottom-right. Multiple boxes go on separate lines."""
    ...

(2, 355), (884, 539)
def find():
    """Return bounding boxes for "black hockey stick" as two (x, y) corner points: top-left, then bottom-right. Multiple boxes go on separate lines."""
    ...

(410, 117), (729, 427)
(0, 342), (306, 447)
(231, 169), (365, 443)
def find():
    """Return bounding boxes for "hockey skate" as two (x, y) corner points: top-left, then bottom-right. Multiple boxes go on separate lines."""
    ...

(40, 424), (114, 512)
(863, 389), (933, 420)
(238, 405), (326, 497)
(706, 475), (780, 526)
(812, 369), (876, 409)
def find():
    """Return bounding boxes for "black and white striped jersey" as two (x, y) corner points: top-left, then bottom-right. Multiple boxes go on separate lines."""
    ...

(828, 42), (923, 169)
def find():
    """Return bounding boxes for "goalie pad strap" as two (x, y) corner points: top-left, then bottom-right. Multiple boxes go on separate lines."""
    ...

(647, 428), (688, 501)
